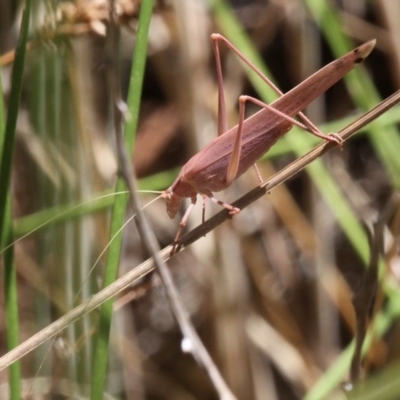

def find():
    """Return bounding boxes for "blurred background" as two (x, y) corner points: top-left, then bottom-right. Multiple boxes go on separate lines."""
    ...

(1, 0), (400, 399)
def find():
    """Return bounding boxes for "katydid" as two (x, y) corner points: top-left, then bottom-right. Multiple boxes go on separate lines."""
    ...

(162, 34), (376, 251)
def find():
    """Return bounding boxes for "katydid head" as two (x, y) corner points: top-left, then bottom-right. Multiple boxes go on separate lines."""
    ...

(162, 189), (183, 219)
(162, 175), (199, 219)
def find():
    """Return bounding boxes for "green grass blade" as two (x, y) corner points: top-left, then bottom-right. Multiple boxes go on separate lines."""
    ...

(305, 291), (400, 399)
(305, 0), (400, 187)
(0, 0), (31, 241)
(13, 190), (126, 238)
(90, 1), (154, 398)
(348, 359), (400, 400)
(3, 199), (20, 400)
(0, 1), (31, 398)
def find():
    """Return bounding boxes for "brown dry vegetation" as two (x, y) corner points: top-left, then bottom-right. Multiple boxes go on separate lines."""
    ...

(1, 0), (400, 399)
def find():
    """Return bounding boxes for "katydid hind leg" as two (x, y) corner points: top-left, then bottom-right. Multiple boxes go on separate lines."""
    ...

(212, 33), (284, 99)
(226, 95), (246, 185)
(211, 33), (341, 145)
(212, 34), (229, 136)
(225, 91), (315, 187)
(240, 95), (343, 145)
(226, 91), (342, 187)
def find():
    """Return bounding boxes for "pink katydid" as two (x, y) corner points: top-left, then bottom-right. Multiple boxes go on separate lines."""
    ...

(161, 34), (376, 253)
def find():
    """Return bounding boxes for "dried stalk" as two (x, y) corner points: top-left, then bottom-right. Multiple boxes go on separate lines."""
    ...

(0, 90), (399, 373)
